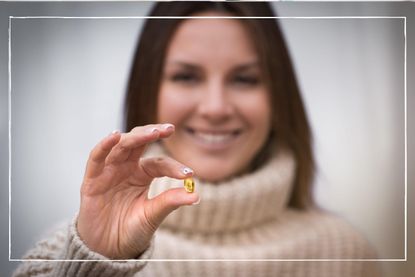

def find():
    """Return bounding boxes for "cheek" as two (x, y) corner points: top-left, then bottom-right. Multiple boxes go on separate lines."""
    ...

(239, 93), (272, 132)
(248, 109), (272, 149)
(157, 88), (191, 124)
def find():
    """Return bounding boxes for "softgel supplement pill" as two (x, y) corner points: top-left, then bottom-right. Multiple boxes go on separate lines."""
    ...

(184, 178), (195, 193)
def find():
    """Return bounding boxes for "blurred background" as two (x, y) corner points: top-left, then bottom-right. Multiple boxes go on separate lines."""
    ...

(0, 1), (414, 277)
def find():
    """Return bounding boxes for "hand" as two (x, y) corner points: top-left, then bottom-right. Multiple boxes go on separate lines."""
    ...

(77, 124), (199, 259)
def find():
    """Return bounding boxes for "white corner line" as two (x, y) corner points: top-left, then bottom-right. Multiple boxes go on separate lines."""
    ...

(8, 15), (12, 262)
(403, 16), (407, 262)
(8, 258), (408, 262)
(8, 16), (407, 20)
(8, 15), (407, 262)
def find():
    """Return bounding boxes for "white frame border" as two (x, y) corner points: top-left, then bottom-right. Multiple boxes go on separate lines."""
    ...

(8, 15), (407, 262)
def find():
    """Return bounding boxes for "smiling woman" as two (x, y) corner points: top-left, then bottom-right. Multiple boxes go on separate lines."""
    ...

(157, 14), (271, 182)
(14, 2), (380, 277)
(125, 3), (315, 209)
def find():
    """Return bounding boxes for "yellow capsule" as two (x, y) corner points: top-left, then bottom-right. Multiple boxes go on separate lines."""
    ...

(183, 177), (195, 193)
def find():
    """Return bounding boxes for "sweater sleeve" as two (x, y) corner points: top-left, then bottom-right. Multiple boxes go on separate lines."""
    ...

(13, 216), (154, 277)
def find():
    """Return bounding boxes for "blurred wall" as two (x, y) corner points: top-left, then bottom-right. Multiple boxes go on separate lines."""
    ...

(1, 2), (413, 277)
(278, 12), (405, 257)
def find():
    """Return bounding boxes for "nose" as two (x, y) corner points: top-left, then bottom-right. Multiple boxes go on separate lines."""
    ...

(197, 80), (233, 123)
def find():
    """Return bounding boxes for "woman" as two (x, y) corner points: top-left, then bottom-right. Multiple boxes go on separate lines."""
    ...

(14, 2), (379, 276)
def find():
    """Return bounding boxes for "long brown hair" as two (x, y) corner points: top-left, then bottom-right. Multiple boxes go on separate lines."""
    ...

(125, 2), (315, 209)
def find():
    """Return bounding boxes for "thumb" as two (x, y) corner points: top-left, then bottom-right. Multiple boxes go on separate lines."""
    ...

(145, 188), (199, 228)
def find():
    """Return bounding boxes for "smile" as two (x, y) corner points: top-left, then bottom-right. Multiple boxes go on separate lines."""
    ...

(184, 127), (242, 150)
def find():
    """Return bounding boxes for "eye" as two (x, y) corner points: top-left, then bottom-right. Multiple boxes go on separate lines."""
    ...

(170, 72), (200, 84)
(232, 75), (260, 86)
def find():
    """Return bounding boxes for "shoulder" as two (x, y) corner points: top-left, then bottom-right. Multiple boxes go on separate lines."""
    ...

(22, 220), (70, 260)
(279, 208), (378, 259)
(13, 220), (70, 277)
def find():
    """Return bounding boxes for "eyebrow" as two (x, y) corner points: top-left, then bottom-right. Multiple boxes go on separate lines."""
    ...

(233, 62), (260, 72)
(166, 61), (260, 71)
(166, 61), (200, 71)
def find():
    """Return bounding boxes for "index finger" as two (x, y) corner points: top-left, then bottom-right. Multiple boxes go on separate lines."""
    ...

(105, 123), (174, 165)
(85, 130), (121, 178)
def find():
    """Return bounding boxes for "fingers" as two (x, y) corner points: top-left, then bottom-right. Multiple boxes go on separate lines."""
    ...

(106, 123), (175, 165)
(145, 188), (200, 228)
(84, 124), (175, 179)
(127, 124), (175, 162)
(85, 131), (122, 178)
(140, 158), (197, 230)
(139, 156), (193, 184)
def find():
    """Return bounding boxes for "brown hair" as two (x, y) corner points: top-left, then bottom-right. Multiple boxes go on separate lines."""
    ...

(124, 2), (315, 209)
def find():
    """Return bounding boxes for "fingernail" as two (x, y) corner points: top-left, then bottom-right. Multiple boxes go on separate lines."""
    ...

(192, 196), (201, 205)
(149, 127), (159, 133)
(182, 167), (193, 175)
(110, 130), (120, 136)
(162, 123), (174, 131)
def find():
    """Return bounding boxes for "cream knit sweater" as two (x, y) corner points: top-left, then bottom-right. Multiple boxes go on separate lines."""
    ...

(14, 145), (380, 277)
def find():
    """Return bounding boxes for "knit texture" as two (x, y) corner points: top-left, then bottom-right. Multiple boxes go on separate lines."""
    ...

(147, 143), (295, 235)
(13, 216), (153, 277)
(14, 143), (380, 277)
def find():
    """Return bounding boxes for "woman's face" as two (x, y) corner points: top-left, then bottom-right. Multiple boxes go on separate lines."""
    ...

(157, 13), (271, 182)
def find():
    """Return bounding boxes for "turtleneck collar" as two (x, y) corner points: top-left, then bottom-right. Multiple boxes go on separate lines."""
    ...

(146, 143), (295, 235)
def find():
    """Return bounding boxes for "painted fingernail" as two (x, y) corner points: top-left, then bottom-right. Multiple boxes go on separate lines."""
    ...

(182, 167), (193, 175)
(149, 127), (159, 133)
(162, 123), (174, 131)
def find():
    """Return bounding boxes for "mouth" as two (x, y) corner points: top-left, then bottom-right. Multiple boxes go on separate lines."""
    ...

(184, 127), (243, 149)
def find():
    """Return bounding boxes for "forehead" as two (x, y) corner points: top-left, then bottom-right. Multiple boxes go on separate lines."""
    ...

(165, 15), (258, 64)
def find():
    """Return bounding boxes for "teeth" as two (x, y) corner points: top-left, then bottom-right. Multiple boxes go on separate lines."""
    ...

(194, 132), (234, 144)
